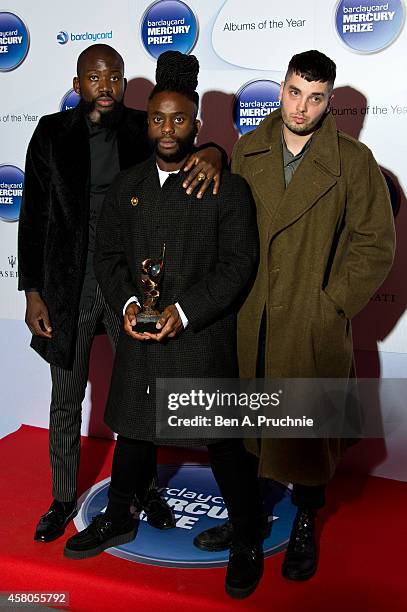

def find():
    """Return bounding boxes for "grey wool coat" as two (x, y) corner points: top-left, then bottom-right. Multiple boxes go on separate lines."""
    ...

(94, 156), (258, 443)
(232, 109), (395, 485)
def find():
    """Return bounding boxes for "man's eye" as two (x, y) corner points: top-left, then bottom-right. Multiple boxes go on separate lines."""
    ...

(89, 75), (98, 81)
(312, 97), (322, 103)
(111, 75), (121, 82)
(290, 90), (298, 96)
(174, 117), (184, 123)
(153, 116), (162, 123)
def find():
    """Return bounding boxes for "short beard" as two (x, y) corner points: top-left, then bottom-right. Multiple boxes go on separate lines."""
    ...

(151, 126), (197, 164)
(78, 98), (124, 129)
(281, 106), (328, 137)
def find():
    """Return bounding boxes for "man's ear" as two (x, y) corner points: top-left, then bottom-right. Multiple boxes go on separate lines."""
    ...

(279, 80), (285, 102)
(123, 77), (128, 94)
(326, 92), (334, 113)
(73, 76), (80, 95)
(195, 118), (202, 136)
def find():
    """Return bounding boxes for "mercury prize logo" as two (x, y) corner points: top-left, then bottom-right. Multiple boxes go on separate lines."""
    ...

(234, 80), (281, 135)
(0, 12), (30, 72)
(74, 464), (295, 568)
(60, 88), (80, 112)
(0, 165), (24, 222)
(141, 0), (199, 59)
(335, 0), (405, 53)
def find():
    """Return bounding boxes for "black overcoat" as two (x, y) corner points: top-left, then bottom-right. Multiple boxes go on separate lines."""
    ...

(94, 156), (258, 442)
(18, 106), (151, 368)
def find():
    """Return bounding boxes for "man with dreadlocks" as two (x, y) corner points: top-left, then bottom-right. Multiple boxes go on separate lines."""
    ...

(64, 51), (265, 599)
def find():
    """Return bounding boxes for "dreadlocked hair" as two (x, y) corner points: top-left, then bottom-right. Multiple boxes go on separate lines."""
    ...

(149, 50), (199, 107)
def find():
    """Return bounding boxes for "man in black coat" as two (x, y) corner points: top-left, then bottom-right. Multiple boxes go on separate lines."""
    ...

(64, 50), (265, 600)
(18, 44), (222, 543)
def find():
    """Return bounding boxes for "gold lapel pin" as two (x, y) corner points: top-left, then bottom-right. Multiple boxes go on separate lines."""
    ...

(131, 196), (139, 207)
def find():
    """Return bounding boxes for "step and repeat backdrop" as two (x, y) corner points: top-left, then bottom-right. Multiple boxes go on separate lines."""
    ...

(1, 0), (406, 479)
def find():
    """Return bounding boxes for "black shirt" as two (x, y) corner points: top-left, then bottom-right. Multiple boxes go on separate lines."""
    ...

(79, 119), (120, 309)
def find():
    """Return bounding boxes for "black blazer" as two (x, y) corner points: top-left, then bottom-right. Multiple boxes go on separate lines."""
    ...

(18, 106), (151, 368)
(94, 155), (258, 442)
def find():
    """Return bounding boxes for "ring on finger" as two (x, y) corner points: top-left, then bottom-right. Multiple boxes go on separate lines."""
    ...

(197, 171), (207, 182)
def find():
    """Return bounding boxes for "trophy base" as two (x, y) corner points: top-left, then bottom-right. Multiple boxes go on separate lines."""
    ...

(136, 313), (160, 334)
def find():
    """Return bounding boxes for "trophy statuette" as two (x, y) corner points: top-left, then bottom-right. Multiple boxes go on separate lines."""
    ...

(135, 244), (165, 333)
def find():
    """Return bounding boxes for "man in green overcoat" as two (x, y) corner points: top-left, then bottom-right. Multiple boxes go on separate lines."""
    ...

(195, 50), (395, 581)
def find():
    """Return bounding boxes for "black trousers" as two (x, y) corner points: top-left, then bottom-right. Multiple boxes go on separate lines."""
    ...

(256, 311), (326, 510)
(107, 436), (265, 545)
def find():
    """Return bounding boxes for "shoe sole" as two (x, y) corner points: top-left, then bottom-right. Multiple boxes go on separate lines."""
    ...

(193, 538), (231, 552)
(147, 519), (176, 530)
(63, 528), (136, 560)
(282, 566), (317, 581)
(225, 576), (262, 599)
(193, 523), (272, 553)
(34, 508), (79, 543)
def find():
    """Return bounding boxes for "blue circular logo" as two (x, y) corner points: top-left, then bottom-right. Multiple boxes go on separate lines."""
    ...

(0, 165), (24, 222)
(60, 88), (80, 112)
(57, 31), (69, 45)
(234, 80), (281, 135)
(335, 0), (405, 53)
(141, 0), (198, 59)
(74, 464), (295, 568)
(0, 12), (30, 72)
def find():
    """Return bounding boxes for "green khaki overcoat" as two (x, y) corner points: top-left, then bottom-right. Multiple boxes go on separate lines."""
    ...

(232, 109), (395, 485)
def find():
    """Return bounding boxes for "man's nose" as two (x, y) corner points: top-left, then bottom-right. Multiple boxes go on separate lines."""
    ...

(161, 119), (174, 134)
(296, 96), (307, 113)
(99, 77), (112, 93)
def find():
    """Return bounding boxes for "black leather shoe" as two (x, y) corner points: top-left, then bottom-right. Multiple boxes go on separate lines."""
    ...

(225, 542), (264, 599)
(34, 500), (78, 543)
(282, 508), (317, 580)
(141, 489), (175, 530)
(193, 515), (270, 552)
(64, 514), (137, 559)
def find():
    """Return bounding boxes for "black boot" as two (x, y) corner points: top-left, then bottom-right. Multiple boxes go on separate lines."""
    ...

(34, 499), (77, 542)
(193, 514), (270, 552)
(225, 541), (264, 598)
(282, 508), (317, 580)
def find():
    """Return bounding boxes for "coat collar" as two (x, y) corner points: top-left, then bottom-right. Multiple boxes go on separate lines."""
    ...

(242, 108), (341, 176)
(241, 109), (341, 238)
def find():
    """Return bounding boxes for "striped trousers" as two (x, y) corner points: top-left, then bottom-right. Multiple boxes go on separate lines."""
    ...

(49, 285), (121, 501)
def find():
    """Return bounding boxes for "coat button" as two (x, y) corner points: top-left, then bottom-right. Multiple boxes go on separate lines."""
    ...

(131, 196), (139, 207)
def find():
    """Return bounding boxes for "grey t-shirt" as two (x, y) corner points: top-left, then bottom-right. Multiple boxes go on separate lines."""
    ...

(281, 132), (311, 187)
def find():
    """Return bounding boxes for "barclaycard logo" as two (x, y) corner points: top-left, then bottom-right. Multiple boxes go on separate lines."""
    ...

(56, 28), (113, 45)
(74, 464), (295, 568)
(57, 31), (69, 45)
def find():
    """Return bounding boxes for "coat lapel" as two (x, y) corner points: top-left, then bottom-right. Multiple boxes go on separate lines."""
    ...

(269, 113), (341, 240)
(56, 108), (89, 195)
(117, 108), (151, 169)
(242, 112), (285, 221)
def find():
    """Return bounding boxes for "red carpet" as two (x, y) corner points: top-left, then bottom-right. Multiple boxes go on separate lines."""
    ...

(0, 425), (406, 611)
